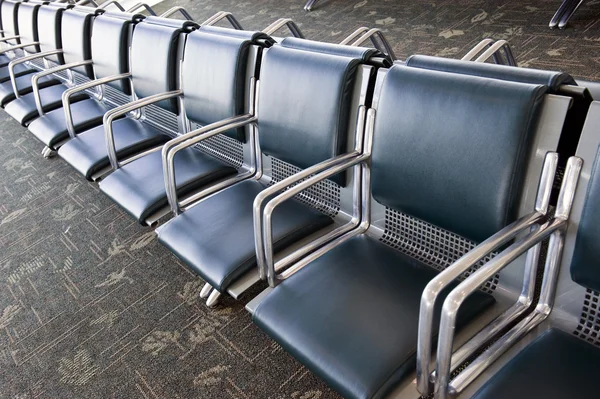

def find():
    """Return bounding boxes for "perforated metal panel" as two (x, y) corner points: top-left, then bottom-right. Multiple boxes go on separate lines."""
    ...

(190, 122), (244, 169)
(269, 157), (341, 218)
(379, 208), (499, 294)
(573, 289), (600, 346)
(143, 104), (179, 135)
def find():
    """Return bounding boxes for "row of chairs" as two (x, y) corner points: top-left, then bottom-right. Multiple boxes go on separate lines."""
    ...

(2, 1), (600, 398)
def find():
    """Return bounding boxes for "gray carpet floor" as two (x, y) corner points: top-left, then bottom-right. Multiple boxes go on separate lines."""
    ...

(1, 0), (599, 398)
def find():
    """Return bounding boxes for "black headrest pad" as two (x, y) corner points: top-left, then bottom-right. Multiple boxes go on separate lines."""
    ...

(406, 55), (576, 92)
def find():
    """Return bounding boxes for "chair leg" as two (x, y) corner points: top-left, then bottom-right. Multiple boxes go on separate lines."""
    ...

(558, 0), (585, 28)
(41, 146), (56, 158)
(304, 0), (319, 11)
(200, 282), (213, 299)
(549, 0), (581, 28)
(206, 290), (221, 308)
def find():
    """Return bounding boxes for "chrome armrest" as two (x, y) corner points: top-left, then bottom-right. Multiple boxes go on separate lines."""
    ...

(461, 39), (494, 61)
(254, 105), (370, 284)
(416, 151), (559, 396)
(32, 59), (93, 117)
(62, 72), (131, 139)
(349, 28), (397, 61)
(259, 151), (369, 287)
(160, 6), (194, 20)
(98, 0), (125, 11)
(162, 114), (257, 215)
(262, 18), (304, 38)
(435, 156), (583, 399)
(0, 35), (20, 44)
(103, 90), (182, 170)
(8, 49), (63, 99)
(339, 27), (369, 45)
(433, 218), (565, 399)
(0, 41), (39, 55)
(126, 2), (156, 15)
(202, 11), (243, 29)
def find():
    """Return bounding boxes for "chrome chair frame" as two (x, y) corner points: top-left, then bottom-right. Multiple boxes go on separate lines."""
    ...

(461, 38), (516, 66)
(262, 18), (304, 38)
(434, 156), (582, 399)
(59, 11), (241, 147)
(415, 152), (559, 396)
(340, 27), (397, 61)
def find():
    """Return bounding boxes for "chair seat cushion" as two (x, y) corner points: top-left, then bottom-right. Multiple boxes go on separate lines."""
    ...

(0, 63), (34, 83)
(253, 235), (495, 399)
(99, 148), (236, 223)
(4, 84), (89, 125)
(472, 328), (600, 399)
(0, 72), (59, 106)
(29, 98), (112, 149)
(157, 179), (333, 291)
(0, 54), (10, 68)
(57, 118), (170, 180)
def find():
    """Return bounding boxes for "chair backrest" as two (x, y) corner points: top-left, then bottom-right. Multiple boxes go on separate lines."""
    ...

(257, 41), (379, 186)
(60, 6), (98, 79)
(181, 27), (272, 142)
(370, 65), (547, 243)
(1, 0), (20, 44)
(90, 11), (143, 95)
(37, 4), (67, 64)
(129, 16), (197, 113)
(405, 55), (576, 91)
(14, 1), (42, 52)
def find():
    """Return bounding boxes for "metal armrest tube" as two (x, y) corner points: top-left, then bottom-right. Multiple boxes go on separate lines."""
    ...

(340, 27), (370, 45)
(0, 35), (20, 44)
(62, 72), (131, 138)
(474, 40), (513, 65)
(103, 90), (182, 170)
(445, 156), (583, 395)
(462, 39), (494, 61)
(416, 151), (558, 395)
(262, 152), (369, 287)
(98, 0), (125, 11)
(254, 105), (368, 280)
(262, 18), (304, 38)
(202, 11), (243, 29)
(434, 218), (565, 399)
(32, 59), (93, 117)
(160, 6), (194, 20)
(126, 2), (156, 15)
(162, 115), (257, 215)
(0, 42), (39, 55)
(350, 28), (397, 60)
(8, 49), (63, 98)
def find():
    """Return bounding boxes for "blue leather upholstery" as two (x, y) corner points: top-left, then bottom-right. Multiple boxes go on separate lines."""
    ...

(60, 8), (96, 79)
(157, 180), (332, 291)
(1, 0), (20, 45)
(571, 145), (600, 292)
(282, 37), (384, 62)
(29, 98), (111, 149)
(0, 62), (32, 83)
(98, 28), (268, 223)
(371, 66), (546, 242)
(15, 1), (41, 53)
(129, 18), (195, 112)
(0, 73), (58, 106)
(257, 45), (362, 186)
(254, 235), (494, 399)
(472, 329), (600, 399)
(5, 83), (89, 125)
(406, 55), (575, 90)
(181, 29), (263, 142)
(57, 118), (169, 180)
(37, 4), (66, 65)
(99, 149), (236, 222)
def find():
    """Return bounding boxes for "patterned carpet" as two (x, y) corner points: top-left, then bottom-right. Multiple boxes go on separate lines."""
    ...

(0, 0), (599, 398)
